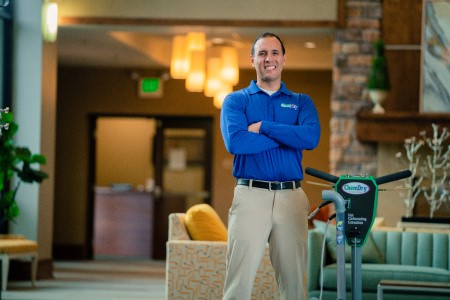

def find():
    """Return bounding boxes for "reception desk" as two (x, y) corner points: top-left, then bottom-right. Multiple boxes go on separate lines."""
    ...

(94, 187), (154, 258)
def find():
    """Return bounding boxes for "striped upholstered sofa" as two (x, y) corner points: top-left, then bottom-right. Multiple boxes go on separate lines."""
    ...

(308, 225), (450, 300)
(165, 213), (279, 300)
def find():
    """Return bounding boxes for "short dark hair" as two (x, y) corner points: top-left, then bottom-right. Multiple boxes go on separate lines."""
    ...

(251, 32), (286, 57)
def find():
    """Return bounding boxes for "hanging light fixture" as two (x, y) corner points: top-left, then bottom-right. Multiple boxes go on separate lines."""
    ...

(214, 84), (232, 109)
(220, 46), (239, 86)
(186, 32), (206, 51)
(185, 32), (206, 92)
(186, 50), (206, 92)
(169, 32), (240, 97)
(42, 0), (58, 42)
(204, 57), (223, 97)
(170, 35), (189, 79)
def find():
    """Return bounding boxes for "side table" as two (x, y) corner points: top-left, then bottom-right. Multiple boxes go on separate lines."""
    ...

(377, 280), (450, 300)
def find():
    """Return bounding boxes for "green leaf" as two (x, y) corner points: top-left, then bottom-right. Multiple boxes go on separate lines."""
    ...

(0, 111), (48, 223)
(5, 122), (18, 136)
(1, 112), (14, 123)
(5, 200), (20, 221)
(17, 164), (48, 183)
(33, 170), (49, 182)
(15, 147), (32, 162)
(31, 154), (47, 165)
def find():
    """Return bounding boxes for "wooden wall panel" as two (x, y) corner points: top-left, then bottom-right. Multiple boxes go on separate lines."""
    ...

(384, 50), (421, 112)
(381, 0), (423, 113)
(382, 0), (423, 45)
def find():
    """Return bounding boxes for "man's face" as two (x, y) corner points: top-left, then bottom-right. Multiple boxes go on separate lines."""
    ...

(251, 36), (285, 84)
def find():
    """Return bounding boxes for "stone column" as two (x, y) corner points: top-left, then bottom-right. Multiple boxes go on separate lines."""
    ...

(330, 0), (382, 175)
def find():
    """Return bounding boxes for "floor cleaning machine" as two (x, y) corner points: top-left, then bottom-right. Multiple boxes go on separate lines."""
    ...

(305, 167), (412, 300)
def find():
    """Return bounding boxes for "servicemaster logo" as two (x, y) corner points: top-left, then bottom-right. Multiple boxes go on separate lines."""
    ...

(280, 103), (298, 110)
(342, 182), (370, 195)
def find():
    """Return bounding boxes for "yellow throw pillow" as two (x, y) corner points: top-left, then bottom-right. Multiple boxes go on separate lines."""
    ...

(184, 204), (228, 241)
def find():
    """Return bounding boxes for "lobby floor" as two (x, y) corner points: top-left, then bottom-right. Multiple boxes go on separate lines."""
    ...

(3, 259), (166, 300)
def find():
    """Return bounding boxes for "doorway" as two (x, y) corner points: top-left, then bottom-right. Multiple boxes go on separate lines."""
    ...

(88, 115), (213, 260)
(152, 117), (213, 259)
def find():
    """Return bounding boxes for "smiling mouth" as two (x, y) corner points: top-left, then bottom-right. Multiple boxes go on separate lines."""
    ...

(265, 65), (276, 70)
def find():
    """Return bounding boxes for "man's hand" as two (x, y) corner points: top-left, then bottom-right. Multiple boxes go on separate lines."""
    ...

(248, 121), (262, 133)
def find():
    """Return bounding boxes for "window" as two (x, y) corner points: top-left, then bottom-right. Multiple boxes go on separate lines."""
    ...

(0, 0), (12, 108)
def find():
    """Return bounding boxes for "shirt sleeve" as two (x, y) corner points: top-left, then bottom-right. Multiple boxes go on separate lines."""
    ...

(220, 93), (279, 155)
(259, 94), (321, 150)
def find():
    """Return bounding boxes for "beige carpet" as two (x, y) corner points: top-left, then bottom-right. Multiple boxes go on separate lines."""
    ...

(3, 259), (166, 300)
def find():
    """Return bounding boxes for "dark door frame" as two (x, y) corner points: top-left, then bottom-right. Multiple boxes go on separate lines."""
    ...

(86, 113), (213, 259)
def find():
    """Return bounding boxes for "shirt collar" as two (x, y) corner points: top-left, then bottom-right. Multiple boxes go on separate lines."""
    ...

(248, 80), (292, 96)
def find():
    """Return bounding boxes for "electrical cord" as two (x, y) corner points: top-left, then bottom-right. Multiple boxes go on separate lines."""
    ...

(308, 200), (333, 220)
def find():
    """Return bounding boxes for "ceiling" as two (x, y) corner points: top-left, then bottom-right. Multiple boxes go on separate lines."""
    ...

(56, 24), (335, 70)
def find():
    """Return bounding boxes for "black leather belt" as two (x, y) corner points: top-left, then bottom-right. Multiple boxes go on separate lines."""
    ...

(236, 179), (301, 190)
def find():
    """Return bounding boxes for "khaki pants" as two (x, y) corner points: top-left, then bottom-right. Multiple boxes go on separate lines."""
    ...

(222, 184), (310, 300)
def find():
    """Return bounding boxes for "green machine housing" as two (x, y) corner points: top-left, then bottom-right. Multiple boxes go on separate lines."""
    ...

(335, 175), (378, 247)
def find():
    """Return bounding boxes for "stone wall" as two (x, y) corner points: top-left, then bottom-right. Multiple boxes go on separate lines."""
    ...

(330, 0), (381, 175)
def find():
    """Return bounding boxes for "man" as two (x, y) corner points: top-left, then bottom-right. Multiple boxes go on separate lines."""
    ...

(220, 32), (321, 300)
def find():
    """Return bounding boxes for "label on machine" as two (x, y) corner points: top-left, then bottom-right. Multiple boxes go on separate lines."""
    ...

(335, 176), (378, 247)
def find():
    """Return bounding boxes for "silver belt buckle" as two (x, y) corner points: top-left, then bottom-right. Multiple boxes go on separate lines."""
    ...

(271, 181), (280, 191)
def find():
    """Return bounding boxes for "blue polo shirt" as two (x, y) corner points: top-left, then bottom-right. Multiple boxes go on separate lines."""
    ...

(220, 80), (321, 181)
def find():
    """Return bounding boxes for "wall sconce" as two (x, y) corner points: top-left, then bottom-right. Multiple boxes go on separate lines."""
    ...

(42, 1), (58, 42)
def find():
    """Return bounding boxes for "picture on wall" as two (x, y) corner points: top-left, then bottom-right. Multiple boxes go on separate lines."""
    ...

(421, 0), (450, 112)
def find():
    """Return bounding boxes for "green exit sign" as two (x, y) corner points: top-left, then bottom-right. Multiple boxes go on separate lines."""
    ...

(139, 78), (163, 98)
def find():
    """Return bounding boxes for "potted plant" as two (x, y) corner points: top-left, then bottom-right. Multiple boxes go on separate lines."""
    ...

(367, 40), (391, 113)
(0, 108), (48, 227)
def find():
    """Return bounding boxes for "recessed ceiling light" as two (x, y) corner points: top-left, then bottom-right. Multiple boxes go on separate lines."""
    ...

(304, 42), (317, 49)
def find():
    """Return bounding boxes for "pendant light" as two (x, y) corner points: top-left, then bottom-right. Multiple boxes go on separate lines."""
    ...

(186, 32), (206, 51)
(186, 50), (205, 92)
(185, 32), (206, 92)
(170, 35), (189, 79)
(220, 46), (239, 86)
(204, 57), (223, 97)
(214, 85), (233, 109)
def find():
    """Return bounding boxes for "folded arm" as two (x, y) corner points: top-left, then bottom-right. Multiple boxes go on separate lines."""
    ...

(260, 98), (321, 150)
(220, 95), (279, 155)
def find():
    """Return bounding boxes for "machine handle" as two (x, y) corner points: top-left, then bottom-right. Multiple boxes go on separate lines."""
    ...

(375, 169), (412, 185)
(306, 167), (412, 186)
(305, 167), (339, 183)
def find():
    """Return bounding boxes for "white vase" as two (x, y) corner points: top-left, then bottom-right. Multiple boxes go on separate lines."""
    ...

(369, 89), (388, 114)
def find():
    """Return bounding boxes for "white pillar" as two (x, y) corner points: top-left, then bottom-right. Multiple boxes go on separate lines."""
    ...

(11, 0), (56, 263)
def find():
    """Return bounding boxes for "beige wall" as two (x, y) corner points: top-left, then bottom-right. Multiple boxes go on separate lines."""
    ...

(56, 0), (338, 21)
(54, 67), (331, 250)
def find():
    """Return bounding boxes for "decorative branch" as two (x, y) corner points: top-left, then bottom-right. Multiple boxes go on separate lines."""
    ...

(420, 124), (450, 218)
(396, 136), (424, 217)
